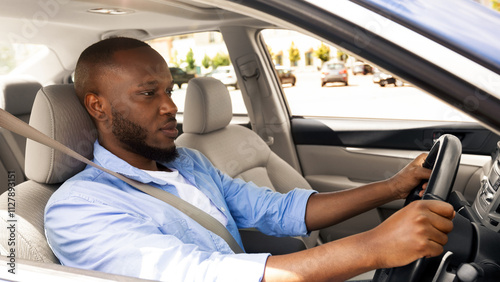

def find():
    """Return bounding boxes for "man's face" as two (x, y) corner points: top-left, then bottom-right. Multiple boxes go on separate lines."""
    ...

(96, 46), (179, 163)
(111, 104), (179, 163)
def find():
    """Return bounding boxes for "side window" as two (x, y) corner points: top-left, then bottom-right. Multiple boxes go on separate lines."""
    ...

(147, 32), (247, 115)
(260, 29), (473, 122)
(0, 43), (48, 75)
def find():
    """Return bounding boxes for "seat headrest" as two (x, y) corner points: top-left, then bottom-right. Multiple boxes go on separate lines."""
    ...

(0, 76), (41, 115)
(25, 84), (98, 184)
(183, 77), (232, 134)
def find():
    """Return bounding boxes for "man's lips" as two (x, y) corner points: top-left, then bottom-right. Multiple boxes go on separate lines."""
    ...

(160, 119), (178, 138)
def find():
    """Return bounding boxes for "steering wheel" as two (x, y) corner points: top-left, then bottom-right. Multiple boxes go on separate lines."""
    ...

(373, 134), (462, 282)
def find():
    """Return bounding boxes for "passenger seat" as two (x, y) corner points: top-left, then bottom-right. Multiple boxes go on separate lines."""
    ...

(176, 77), (320, 254)
(0, 76), (41, 192)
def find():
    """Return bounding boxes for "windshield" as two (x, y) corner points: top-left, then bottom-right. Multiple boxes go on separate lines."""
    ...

(352, 0), (500, 74)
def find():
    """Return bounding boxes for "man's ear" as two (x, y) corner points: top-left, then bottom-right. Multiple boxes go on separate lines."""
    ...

(84, 92), (108, 121)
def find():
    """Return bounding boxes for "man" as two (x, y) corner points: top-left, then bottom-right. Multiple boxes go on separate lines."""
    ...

(44, 37), (455, 281)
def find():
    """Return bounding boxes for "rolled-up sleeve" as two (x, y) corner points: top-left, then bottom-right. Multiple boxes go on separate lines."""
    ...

(219, 171), (316, 237)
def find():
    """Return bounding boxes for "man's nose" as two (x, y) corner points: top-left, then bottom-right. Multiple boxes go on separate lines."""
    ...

(159, 93), (178, 116)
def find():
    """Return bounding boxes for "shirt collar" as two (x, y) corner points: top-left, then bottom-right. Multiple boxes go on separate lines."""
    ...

(92, 141), (194, 186)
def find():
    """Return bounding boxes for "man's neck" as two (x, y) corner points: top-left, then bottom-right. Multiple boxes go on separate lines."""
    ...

(155, 162), (172, 172)
(98, 138), (171, 171)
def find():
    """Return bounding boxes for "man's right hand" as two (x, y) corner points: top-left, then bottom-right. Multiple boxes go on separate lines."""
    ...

(367, 200), (455, 269)
(263, 200), (455, 282)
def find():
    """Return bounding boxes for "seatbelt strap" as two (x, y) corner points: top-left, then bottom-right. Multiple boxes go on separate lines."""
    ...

(0, 108), (244, 254)
(237, 54), (274, 146)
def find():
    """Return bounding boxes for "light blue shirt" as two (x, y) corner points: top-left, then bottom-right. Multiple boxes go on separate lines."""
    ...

(44, 141), (315, 281)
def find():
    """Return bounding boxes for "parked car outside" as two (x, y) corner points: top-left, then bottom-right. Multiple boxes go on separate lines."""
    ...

(205, 65), (239, 89)
(276, 66), (296, 86)
(352, 62), (373, 75)
(169, 67), (195, 89)
(372, 68), (381, 83)
(320, 61), (349, 86)
(378, 72), (404, 87)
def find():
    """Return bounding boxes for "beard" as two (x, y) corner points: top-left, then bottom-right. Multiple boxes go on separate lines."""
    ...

(111, 107), (179, 163)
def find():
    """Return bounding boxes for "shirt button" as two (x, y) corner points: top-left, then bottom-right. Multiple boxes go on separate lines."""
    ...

(220, 207), (226, 212)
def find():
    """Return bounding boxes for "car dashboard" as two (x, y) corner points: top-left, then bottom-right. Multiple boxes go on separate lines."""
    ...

(474, 144), (500, 232)
(439, 142), (500, 281)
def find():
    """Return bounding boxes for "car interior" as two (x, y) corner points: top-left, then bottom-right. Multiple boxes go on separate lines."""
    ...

(1, 0), (500, 281)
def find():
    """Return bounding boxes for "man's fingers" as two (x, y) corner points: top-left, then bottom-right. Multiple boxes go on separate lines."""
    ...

(423, 240), (446, 258)
(430, 210), (454, 233)
(370, 199), (455, 268)
(418, 184), (427, 197)
(426, 200), (456, 220)
(414, 153), (432, 178)
(424, 213), (453, 246)
(428, 227), (450, 247)
(410, 201), (453, 238)
(409, 200), (454, 258)
(415, 153), (428, 165)
(416, 166), (432, 179)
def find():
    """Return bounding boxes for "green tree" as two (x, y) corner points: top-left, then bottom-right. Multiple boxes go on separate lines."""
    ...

(314, 43), (330, 63)
(337, 50), (348, 62)
(170, 50), (180, 67)
(211, 52), (230, 68)
(184, 48), (196, 72)
(202, 54), (211, 69)
(288, 41), (300, 66)
(267, 45), (275, 61)
(493, 0), (500, 11)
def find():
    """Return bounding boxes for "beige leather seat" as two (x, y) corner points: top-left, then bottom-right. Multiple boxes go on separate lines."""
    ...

(0, 76), (42, 191)
(0, 84), (96, 263)
(176, 77), (319, 254)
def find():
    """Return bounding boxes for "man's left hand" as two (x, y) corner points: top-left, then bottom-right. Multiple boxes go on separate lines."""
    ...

(387, 153), (432, 199)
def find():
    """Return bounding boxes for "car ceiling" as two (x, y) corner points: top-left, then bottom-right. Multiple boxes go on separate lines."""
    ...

(0, 0), (251, 33)
(0, 0), (271, 71)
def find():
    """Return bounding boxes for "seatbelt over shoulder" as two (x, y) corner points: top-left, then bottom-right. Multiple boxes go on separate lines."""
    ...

(0, 108), (244, 254)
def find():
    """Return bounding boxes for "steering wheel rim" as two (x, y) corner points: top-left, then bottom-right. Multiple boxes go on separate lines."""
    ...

(373, 134), (462, 282)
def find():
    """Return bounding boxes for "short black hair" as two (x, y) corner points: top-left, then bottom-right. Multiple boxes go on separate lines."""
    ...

(74, 37), (151, 104)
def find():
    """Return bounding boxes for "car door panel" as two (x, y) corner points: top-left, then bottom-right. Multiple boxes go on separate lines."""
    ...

(292, 118), (500, 154)
(291, 117), (497, 242)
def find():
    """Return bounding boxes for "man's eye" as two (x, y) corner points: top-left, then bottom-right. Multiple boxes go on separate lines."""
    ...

(141, 91), (155, 96)
(165, 89), (173, 96)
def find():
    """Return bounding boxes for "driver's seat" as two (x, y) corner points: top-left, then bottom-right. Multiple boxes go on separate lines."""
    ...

(0, 84), (97, 263)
